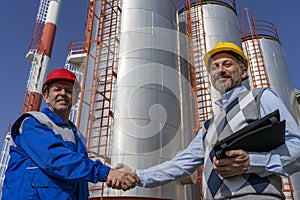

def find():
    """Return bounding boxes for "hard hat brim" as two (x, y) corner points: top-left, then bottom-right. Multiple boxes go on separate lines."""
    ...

(204, 44), (248, 70)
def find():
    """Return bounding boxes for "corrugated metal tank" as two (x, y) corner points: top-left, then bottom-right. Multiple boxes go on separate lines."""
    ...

(110, 0), (196, 199)
(243, 36), (300, 200)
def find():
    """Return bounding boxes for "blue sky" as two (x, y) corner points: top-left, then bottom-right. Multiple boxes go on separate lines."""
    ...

(0, 0), (299, 147)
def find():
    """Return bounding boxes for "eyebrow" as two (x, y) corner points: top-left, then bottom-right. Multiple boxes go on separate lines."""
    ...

(210, 59), (234, 66)
(212, 58), (236, 64)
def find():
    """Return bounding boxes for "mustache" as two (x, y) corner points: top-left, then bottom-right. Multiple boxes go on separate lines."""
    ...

(214, 72), (231, 79)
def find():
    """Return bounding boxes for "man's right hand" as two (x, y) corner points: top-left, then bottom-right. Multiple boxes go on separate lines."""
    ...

(213, 149), (250, 178)
(106, 166), (140, 191)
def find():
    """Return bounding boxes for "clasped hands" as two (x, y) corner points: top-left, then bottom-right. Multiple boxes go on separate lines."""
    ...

(106, 163), (140, 191)
(105, 149), (250, 191)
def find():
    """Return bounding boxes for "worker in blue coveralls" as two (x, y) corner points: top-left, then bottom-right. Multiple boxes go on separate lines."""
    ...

(2, 68), (140, 200)
(117, 42), (300, 200)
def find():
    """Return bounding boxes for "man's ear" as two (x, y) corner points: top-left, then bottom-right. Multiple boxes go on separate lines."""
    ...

(43, 92), (50, 104)
(241, 67), (248, 79)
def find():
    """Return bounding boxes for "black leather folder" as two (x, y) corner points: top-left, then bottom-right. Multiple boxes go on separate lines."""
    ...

(213, 109), (286, 159)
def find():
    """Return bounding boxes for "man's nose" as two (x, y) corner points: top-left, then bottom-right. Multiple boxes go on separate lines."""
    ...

(59, 89), (67, 95)
(218, 64), (227, 72)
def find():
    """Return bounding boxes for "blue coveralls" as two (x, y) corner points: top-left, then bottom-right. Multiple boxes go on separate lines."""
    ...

(2, 108), (110, 200)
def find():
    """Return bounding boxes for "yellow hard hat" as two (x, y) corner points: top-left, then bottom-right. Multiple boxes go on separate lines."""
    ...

(204, 41), (248, 70)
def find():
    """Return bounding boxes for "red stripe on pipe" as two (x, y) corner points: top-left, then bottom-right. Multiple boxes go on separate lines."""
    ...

(39, 22), (57, 57)
(22, 91), (42, 112)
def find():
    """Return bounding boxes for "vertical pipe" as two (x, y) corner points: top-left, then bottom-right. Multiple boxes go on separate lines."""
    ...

(39, 0), (61, 57)
(23, 0), (62, 112)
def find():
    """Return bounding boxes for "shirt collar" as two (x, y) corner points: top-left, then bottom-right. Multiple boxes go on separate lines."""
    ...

(215, 86), (248, 107)
(41, 107), (71, 126)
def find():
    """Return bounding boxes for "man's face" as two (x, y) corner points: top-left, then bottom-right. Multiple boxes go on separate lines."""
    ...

(43, 81), (76, 120)
(208, 53), (247, 95)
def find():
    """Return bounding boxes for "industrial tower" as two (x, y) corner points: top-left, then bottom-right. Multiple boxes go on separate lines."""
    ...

(0, 0), (299, 199)
(23, 0), (62, 112)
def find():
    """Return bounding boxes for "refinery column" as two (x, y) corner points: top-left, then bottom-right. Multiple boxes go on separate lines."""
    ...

(24, 0), (62, 111)
(111, 0), (194, 199)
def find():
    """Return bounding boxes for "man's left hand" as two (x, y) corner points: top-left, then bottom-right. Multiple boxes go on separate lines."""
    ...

(213, 149), (250, 178)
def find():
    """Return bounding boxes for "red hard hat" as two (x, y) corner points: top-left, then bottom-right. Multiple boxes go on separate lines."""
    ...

(42, 68), (80, 94)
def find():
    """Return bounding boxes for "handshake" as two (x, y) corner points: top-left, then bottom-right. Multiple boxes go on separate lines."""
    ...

(106, 163), (140, 191)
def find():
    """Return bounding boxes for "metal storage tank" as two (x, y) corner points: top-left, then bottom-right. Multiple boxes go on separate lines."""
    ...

(240, 8), (300, 200)
(201, 0), (244, 113)
(180, 0), (243, 117)
(111, 0), (196, 199)
(243, 36), (300, 200)
(243, 35), (300, 200)
(243, 37), (300, 123)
